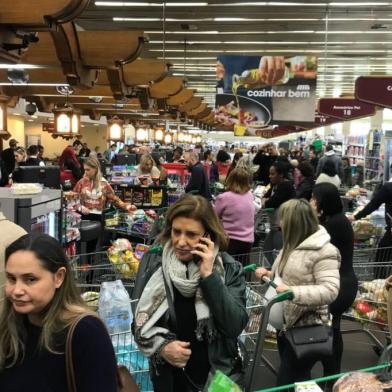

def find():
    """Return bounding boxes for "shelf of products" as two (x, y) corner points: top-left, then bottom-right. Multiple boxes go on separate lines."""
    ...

(111, 183), (168, 209)
(62, 191), (81, 258)
(365, 130), (383, 182)
(345, 136), (367, 167)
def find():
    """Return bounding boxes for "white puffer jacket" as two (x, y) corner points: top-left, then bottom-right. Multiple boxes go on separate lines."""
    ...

(271, 226), (341, 329)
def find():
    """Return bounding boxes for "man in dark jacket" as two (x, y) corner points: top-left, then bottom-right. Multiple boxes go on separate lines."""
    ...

(1, 138), (18, 179)
(253, 143), (278, 185)
(350, 182), (392, 278)
(185, 152), (212, 200)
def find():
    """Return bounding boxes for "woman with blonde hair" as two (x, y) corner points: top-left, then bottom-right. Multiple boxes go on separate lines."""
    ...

(136, 154), (161, 185)
(255, 198), (340, 386)
(74, 157), (135, 252)
(0, 233), (118, 391)
(214, 167), (255, 265)
(133, 194), (248, 391)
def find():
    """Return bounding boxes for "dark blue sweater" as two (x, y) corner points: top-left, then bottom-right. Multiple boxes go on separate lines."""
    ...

(0, 316), (118, 392)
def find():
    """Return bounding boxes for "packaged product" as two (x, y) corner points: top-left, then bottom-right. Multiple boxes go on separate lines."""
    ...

(98, 280), (133, 335)
(108, 239), (139, 278)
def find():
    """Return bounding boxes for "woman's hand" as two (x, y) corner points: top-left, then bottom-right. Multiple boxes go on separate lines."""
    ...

(347, 215), (356, 222)
(127, 204), (137, 213)
(276, 283), (290, 293)
(255, 267), (271, 280)
(191, 236), (215, 279)
(80, 205), (90, 215)
(160, 341), (192, 368)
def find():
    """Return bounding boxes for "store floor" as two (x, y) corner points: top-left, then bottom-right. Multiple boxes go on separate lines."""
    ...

(251, 319), (384, 390)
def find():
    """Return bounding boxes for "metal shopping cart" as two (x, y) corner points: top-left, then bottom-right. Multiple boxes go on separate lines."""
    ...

(70, 252), (153, 391)
(342, 246), (392, 355)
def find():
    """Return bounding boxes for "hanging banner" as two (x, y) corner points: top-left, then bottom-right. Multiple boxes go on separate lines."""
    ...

(312, 111), (342, 127)
(215, 54), (318, 136)
(318, 98), (376, 120)
(355, 76), (392, 108)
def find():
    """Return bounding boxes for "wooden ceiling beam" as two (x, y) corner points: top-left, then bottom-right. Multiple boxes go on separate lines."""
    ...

(179, 96), (202, 113)
(149, 76), (184, 99)
(121, 58), (169, 87)
(78, 31), (147, 69)
(166, 88), (194, 107)
(0, 0), (90, 29)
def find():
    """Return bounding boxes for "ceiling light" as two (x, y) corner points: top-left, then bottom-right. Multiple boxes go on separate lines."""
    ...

(0, 64), (45, 69)
(97, 1), (208, 6)
(0, 83), (70, 86)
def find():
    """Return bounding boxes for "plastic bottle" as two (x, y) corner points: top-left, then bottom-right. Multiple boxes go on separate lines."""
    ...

(98, 280), (133, 336)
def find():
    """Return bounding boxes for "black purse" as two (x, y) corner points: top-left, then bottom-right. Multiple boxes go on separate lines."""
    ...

(284, 324), (333, 360)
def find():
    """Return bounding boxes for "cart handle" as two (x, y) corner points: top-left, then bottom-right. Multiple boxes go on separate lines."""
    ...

(262, 275), (294, 301)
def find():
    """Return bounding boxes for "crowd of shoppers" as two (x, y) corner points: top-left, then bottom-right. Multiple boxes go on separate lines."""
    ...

(0, 137), (376, 391)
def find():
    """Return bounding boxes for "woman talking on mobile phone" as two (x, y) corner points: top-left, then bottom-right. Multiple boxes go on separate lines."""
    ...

(132, 194), (248, 392)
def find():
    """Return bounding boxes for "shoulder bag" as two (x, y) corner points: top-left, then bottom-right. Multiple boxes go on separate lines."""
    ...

(283, 322), (333, 361)
(65, 314), (139, 392)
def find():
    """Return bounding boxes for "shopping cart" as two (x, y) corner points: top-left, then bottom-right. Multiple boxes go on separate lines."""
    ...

(241, 273), (294, 392)
(70, 252), (153, 391)
(254, 208), (274, 250)
(104, 208), (167, 244)
(342, 246), (392, 355)
(111, 330), (153, 391)
(70, 251), (138, 298)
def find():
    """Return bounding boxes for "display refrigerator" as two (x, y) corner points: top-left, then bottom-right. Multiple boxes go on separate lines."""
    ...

(0, 188), (62, 241)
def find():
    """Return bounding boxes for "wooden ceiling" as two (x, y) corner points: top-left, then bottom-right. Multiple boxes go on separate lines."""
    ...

(0, 0), (215, 131)
(77, 0), (392, 106)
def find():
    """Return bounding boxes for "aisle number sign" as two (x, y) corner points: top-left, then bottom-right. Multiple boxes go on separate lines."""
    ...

(318, 98), (376, 121)
(355, 76), (392, 108)
(313, 111), (342, 127)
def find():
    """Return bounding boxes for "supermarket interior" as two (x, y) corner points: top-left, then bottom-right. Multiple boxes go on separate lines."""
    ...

(3, 1), (392, 392)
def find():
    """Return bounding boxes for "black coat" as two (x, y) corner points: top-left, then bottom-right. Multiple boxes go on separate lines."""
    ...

(253, 152), (276, 184)
(185, 162), (211, 200)
(322, 213), (358, 317)
(354, 182), (392, 228)
(296, 177), (315, 201)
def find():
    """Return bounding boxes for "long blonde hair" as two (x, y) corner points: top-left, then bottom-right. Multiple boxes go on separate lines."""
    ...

(0, 234), (92, 370)
(84, 156), (103, 190)
(278, 199), (319, 275)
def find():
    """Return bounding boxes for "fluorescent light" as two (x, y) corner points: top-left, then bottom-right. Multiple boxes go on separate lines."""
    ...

(114, 17), (211, 21)
(152, 49), (388, 53)
(0, 64), (46, 69)
(150, 40), (392, 45)
(0, 83), (70, 86)
(146, 30), (220, 34)
(146, 30), (392, 35)
(114, 17), (160, 21)
(96, 1), (208, 6)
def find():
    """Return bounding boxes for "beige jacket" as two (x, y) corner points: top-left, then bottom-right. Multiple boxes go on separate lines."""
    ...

(0, 211), (27, 300)
(271, 226), (340, 329)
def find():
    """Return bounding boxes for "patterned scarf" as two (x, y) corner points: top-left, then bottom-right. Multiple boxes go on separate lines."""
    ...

(134, 242), (225, 358)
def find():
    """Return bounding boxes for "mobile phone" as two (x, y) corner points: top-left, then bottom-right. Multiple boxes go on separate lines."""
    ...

(193, 232), (208, 264)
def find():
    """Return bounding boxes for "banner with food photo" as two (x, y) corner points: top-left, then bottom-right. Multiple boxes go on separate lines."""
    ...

(215, 54), (318, 136)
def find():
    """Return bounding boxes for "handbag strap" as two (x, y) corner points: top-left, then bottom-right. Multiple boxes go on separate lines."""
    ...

(65, 314), (91, 392)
